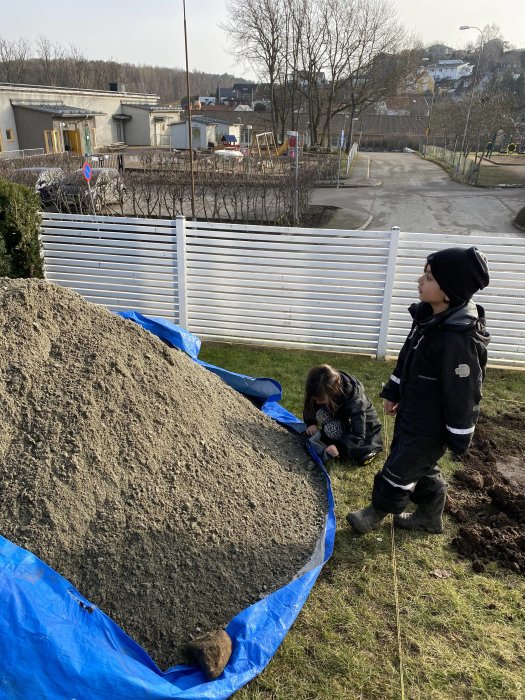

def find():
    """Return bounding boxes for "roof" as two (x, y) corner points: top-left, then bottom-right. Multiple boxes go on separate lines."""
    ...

(232, 83), (257, 91)
(120, 103), (181, 112)
(0, 82), (158, 99)
(183, 116), (236, 126)
(10, 102), (105, 117)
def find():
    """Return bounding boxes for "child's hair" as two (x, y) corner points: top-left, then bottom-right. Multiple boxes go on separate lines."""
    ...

(304, 364), (343, 416)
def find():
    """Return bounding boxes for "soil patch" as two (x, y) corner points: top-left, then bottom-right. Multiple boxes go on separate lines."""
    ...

(0, 279), (327, 669)
(301, 205), (338, 228)
(447, 410), (525, 575)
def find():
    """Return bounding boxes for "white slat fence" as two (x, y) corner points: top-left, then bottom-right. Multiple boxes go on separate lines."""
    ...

(40, 213), (525, 368)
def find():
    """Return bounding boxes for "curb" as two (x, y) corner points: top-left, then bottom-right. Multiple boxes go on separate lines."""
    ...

(360, 214), (373, 230)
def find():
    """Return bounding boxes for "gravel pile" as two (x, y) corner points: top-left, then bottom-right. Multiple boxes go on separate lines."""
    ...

(0, 279), (327, 668)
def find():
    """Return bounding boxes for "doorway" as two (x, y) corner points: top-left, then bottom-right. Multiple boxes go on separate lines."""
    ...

(63, 129), (82, 153)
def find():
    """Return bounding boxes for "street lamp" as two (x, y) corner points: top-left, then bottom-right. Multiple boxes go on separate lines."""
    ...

(349, 116), (359, 150)
(414, 93), (435, 156)
(458, 25), (484, 166)
(337, 114), (349, 188)
(344, 117), (360, 176)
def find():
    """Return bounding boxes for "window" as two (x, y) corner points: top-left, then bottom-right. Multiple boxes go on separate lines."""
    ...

(6, 129), (15, 141)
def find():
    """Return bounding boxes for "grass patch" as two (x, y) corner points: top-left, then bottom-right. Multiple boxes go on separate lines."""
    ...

(422, 153), (525, 188)
(199, 342), (525, 700)
(475, 166), (525, 188)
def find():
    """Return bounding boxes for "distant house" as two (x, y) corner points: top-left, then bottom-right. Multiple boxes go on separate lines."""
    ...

(288, 71), (328, 88)
(216, 87), (235, 104)
(497, 49), (525, 74)
(427, 60), (473, 81)
(406, 70), (435, 94)
(426, 44), (454, 60)
(232, 83), (257, 99)
(376, 96), (415, 116)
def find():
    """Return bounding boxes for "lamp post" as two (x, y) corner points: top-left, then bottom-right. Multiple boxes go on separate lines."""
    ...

(414, 93), (435, 157)
(183, 0), (196, 219)
(246, 124), (252, 155)
(425, 87), (437, 156)
(349, 116), (359, 150)
(337, 115), (349, 188)
(346, 117), (359, 176)
(458, 25), (484, 169)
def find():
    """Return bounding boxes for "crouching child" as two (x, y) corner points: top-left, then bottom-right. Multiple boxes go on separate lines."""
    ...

(303, 364), (383, 465)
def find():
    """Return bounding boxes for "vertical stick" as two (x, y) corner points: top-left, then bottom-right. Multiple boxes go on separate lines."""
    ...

(377, 226), (401, 359)
(176, 215), (188, 329)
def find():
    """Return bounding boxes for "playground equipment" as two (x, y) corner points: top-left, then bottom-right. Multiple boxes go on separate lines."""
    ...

(253, 132), (278, 160)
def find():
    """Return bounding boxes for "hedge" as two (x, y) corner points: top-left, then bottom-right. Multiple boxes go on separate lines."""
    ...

(0, 178), (43, 278)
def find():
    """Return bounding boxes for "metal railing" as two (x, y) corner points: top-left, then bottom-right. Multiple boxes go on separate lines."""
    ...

(0, 148), (45, 160)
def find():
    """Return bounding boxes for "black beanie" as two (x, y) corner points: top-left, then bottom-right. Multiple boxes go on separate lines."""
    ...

(426, 247), (490, 305)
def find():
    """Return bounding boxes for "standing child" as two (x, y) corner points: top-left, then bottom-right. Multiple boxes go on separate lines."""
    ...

(303, 364), (383, 464)
(347, 246), (490, 534)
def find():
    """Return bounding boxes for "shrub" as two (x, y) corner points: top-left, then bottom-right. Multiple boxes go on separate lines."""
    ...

(0, 178), (43, 278)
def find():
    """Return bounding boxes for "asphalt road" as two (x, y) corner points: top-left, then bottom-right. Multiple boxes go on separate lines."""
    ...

(312, 152), (524, 235)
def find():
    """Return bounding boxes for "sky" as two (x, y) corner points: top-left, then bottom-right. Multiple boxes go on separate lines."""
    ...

(2, 0), (524, 78)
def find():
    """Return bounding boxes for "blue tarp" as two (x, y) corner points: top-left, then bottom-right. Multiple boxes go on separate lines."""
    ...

(0, 312), (335, 699)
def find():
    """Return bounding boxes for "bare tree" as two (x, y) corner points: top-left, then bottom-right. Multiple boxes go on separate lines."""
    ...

(67, 45), (90, 87)
(296, 0), (327, 144)
(336, 0), (418, 151)
(35, 36), (66, 85)
(224, 0), (289, 139)
(0, 37), (31, 83)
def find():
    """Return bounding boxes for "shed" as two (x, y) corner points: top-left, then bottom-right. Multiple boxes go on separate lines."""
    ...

(168, 117), (241, 150)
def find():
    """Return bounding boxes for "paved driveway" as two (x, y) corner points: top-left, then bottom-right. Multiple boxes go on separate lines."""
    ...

(312, 152), (524, 235)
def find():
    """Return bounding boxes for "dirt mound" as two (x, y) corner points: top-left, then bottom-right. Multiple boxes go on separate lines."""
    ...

(447, 410), (525, 575)
(0, 278), (327, 668)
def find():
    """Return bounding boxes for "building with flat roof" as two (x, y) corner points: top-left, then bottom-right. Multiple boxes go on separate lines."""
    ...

(0, 83), (182, 156)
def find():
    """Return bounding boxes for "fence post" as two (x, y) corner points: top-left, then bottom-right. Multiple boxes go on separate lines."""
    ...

(176, 215), (188, 329)
(376, 226), (401, 359)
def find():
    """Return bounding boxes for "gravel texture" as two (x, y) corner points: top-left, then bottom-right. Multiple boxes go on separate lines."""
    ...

(0, 279), (327, 668)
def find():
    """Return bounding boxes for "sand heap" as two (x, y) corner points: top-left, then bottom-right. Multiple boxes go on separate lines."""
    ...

(0, 279), (327, 669)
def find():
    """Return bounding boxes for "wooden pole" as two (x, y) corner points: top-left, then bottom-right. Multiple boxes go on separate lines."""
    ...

(183, 0), (196, 219)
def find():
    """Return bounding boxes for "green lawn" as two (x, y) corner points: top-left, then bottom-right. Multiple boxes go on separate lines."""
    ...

(199, 342), (525, 700)
(423, 153), (525, 188)
(475, 165), (525, 188)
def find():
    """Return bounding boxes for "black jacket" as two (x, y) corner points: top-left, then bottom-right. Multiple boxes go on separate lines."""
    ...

(380, 301), (490, 456)
(304, 371), (383, 461)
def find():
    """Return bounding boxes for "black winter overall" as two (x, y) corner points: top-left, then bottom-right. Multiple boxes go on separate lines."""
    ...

(373, 301), (490, 514)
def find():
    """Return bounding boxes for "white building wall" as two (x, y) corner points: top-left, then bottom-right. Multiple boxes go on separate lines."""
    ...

(0, 84), (159, 152)
(0, 96), (21, 152)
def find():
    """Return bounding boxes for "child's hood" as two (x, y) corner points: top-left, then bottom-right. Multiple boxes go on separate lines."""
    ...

(444, 301), (490, 346)
(409, 301), (490, 346)
(339, 371), (364, 400)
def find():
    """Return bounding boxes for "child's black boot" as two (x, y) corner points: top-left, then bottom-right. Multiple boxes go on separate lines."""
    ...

(393, 491), (446, 534)
(346, 505), (387, 534)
